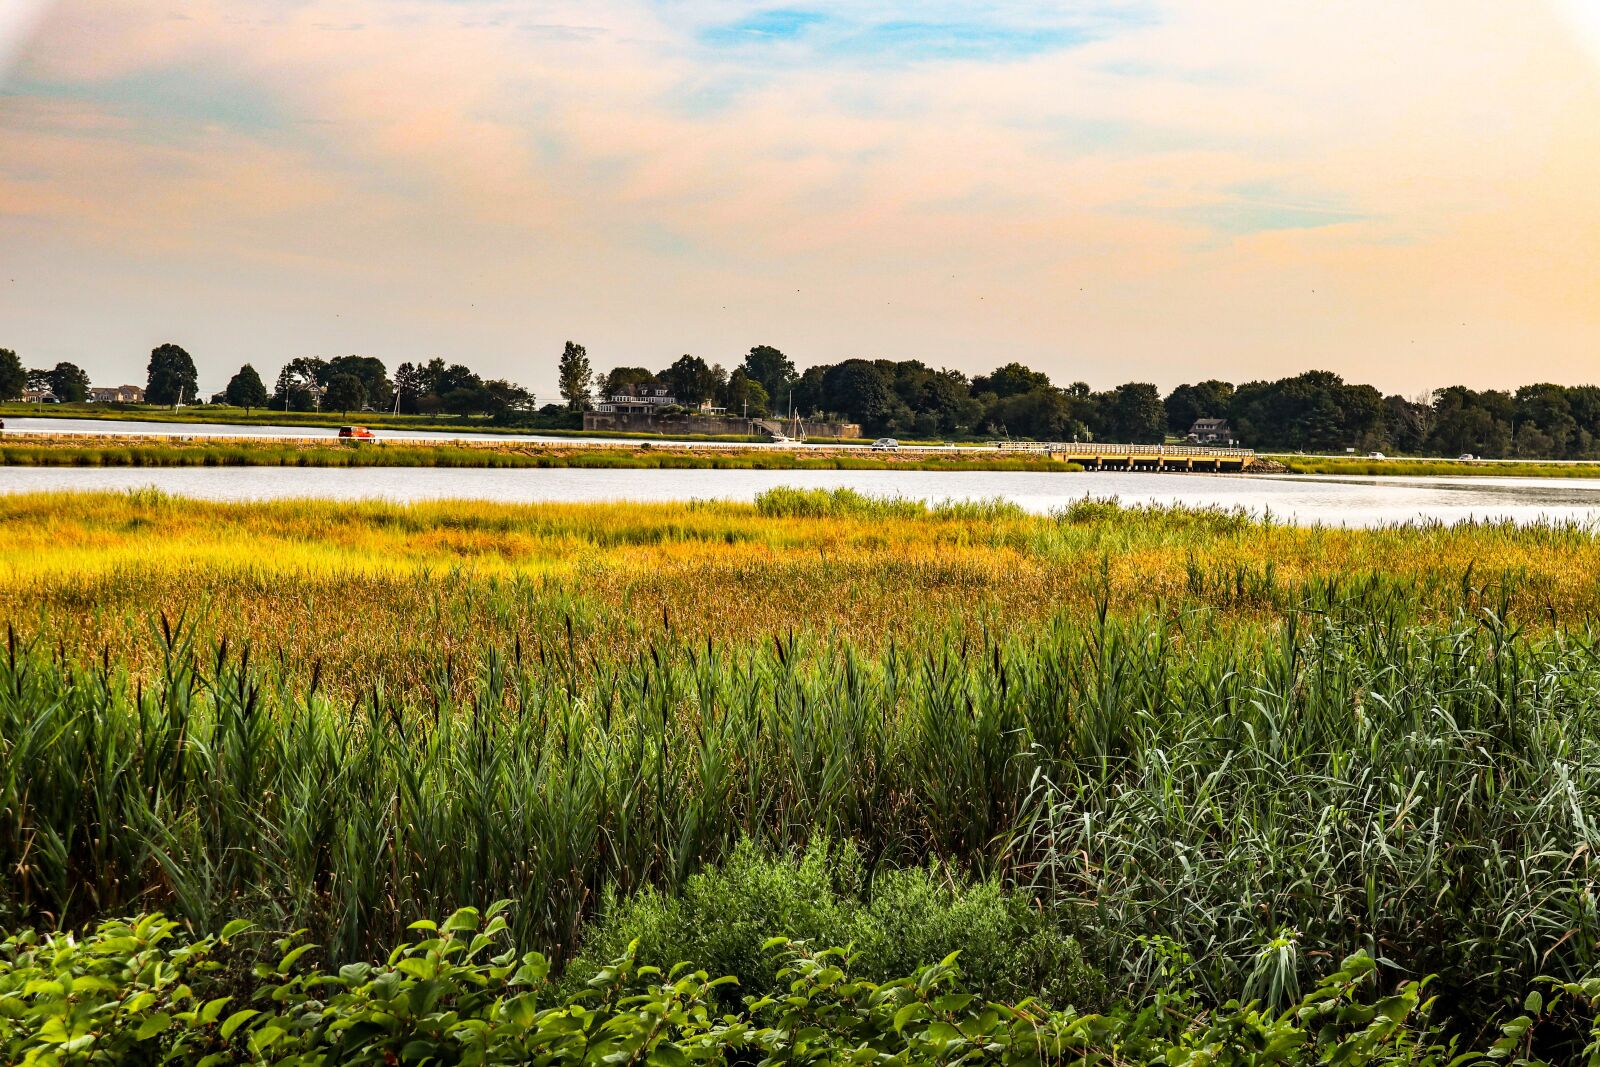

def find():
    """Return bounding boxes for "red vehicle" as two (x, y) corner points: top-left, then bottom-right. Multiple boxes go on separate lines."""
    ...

(338, 425), (376, 441)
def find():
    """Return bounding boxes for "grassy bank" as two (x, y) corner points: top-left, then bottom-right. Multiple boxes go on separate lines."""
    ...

(0, 401), (767, 442)
(0, 433), (1083, 472)
(1276, 454), (1600, 478)
(6, 488), (1600, 1052)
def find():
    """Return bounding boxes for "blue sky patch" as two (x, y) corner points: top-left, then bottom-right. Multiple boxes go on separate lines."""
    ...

(696, 6), (1136, 63)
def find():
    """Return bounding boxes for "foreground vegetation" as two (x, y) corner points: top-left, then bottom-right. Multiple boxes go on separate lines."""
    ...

(10, 905), (1600, 1066)
(7, 489), (1600, 1055)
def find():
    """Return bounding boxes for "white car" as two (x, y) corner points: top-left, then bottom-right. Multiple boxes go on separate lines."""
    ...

(1366, 451), (1385, 459)
(871, 438), (900, 452)
(1458, 453), (1475, 461)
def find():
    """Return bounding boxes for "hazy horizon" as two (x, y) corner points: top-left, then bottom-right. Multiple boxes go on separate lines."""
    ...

(2, 1), (1597, 400)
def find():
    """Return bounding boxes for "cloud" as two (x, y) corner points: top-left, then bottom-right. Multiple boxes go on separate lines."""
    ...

(0, 0), (1596, 395)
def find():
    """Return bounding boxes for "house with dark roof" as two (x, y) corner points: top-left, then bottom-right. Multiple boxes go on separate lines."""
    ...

(1187, 418), (1237, 446)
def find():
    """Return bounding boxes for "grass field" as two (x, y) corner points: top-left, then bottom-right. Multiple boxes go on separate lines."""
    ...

(6, 488), (1600, 1055)
(0, 401), (770, 442)
(1276, 454), (1600, 478)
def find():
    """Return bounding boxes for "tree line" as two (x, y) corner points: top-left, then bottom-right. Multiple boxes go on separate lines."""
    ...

(8, 342), (1600, 458)
(562, 344), (1600, 458)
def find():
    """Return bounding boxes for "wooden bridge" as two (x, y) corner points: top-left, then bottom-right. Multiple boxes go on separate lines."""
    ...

(993, 441), (1256, 472)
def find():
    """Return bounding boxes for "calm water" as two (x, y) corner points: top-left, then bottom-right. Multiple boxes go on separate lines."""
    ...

(3, 464), (1600, 528)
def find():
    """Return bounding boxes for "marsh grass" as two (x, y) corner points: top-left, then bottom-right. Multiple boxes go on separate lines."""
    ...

(7, 489), (1600, 1040)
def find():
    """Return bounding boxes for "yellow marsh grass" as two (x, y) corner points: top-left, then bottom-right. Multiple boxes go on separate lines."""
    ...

(4, 490), (1598, 689)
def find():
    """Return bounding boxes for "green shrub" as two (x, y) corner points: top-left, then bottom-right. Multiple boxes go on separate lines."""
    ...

(9, 905), (1600, 1064)
(564, 838), (1105, 1010)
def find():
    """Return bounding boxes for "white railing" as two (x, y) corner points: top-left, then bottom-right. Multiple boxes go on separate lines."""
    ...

(991, 441), (1254, 458)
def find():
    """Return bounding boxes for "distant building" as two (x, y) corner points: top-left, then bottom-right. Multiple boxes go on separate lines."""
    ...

(88, 384), (146, 403)
(22, 387), (57, 402)
(595, 384), (678, 414)
(1187, 418), (1236, 446)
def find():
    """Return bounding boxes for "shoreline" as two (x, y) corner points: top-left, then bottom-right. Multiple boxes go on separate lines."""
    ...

(0, 433), (1089, 473)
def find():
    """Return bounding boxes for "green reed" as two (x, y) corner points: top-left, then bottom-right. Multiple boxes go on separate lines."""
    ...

(5, 580), (1600, 1040)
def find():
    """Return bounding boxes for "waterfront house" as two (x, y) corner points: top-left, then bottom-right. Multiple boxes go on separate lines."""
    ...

(1187, 418), (1237, 446)
(88, 384), (146, 403)
(595, 384), (678, 414)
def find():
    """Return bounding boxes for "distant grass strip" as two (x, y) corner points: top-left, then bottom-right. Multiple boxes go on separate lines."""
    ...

(0, 402), (765, 441)
(1276, 455), (1600, 478)
(0, 434), (1084, 472)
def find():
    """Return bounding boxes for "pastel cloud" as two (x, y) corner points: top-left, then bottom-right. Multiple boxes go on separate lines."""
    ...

(0, 0), (1596, 398)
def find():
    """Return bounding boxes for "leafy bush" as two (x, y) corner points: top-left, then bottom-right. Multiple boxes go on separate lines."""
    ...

(564, 838), (1105, 1010)
(8, 905), (1600, 1064)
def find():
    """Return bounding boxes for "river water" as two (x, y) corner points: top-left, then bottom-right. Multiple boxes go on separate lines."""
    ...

(2, 463), (1599, 528)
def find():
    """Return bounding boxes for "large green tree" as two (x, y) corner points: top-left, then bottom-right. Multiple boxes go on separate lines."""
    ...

(0, 348), (24, 401)
(1163, 380), (1235, 436)
(271, 365), (317, 412)
(822, 359), (898, 431)
(971, 362), (1052, 399)
(558, 342), (592, 412)
(46, 362), (90, 403)
(225, 364), (269, 412)
(662, 354), (719, 406)
(323, 356), (391, 411)
(145, 343), (198, 405)
(721, 368), (770, 417)
(323, 373), (367, 414)
(741, 345), (796, 412)
(600, 366), (655, 398)
(1095, 382), (1167, 444)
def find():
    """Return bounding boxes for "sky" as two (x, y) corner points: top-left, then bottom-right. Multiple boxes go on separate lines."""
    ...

(1, 1), (1598, 400)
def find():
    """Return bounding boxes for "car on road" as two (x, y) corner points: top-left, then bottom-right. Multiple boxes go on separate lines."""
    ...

(871, 438), (899, 452)
(1366, 451), (1385, 459)
(1458, 453), (1475, 461)
(338, 425), (377, 441)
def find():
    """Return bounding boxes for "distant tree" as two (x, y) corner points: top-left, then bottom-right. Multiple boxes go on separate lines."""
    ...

(558, 342), (592, 412)
(971, 362), (1052, 399)
(823, 359), (898, 431)
(274, 357), (328, 409)
(601, 366), (655, 397)
(224, 364), (269, 412)
(0, 349), (23, 401)
(989, 387), (1084, 440)
(324, 355), (391, 412)
(790, 365), (828, 417)
(271, 365), (317, 412)
(393, 362), (427, 414)
(918, 370), (975, 433)
(26, 368), (53, 394)
(1095, 382), (1166, 443)
(146, 343), (198, 405)
(479, 379), (532, 417)
(435, 363), (481, 397)
(323, 373), (367, 414)
(742, 345), (796, 411)
(722, 368), (770, 417)
(662, 354), (719, 406)
(41, 362), (90, 403)
(1163, 380), (1235, 436)
(1427, 386), (1513, 458)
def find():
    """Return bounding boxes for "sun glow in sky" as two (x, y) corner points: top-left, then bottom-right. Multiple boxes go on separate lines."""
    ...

(1, 1), (1597, 397)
